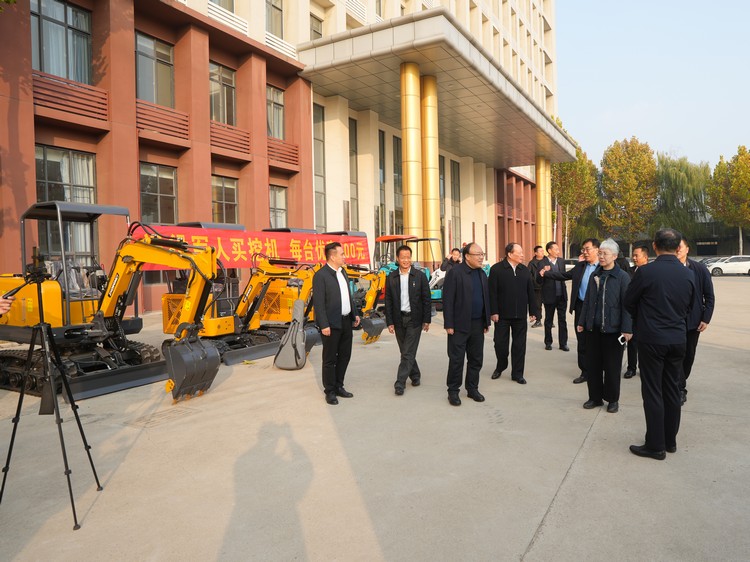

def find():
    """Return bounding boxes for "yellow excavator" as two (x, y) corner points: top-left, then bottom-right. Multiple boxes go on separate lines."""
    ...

(344, 265), (387, 344)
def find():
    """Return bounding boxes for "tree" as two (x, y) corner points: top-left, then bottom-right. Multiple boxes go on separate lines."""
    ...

(0, 0), (16, 13)
(551, 145), (598, 258)
(706, 146), (750, 254)
(599, 137), (657, 254)
(650, 154), (711, 241)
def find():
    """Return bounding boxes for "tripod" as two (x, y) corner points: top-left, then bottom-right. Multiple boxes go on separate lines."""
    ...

(0, 266), (103, 530)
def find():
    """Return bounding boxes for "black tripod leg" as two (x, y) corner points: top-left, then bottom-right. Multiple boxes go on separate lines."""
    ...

(0, 326), (39, 505)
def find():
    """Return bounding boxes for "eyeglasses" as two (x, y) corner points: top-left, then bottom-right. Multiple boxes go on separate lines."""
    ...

(581, 247), (593, 253)
(468, 252), (485, 257)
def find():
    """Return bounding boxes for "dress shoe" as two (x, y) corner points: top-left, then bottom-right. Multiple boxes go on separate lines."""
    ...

(606, 401), (619, 413)
(532, 320), (542, 328)
(559, 345), (570, 352)
(513, 377), (527, 385)
(623, 369), (636, 379)
(467, 390), (485, 402)
(573, 375), (587, 384)
(335, 388), (353, 398)
(583, 399), (603, 409)
(545, 344), (552, 351)
(395, 387), (404, 396)
(666, 445), (677, 453)
(491, 370), (502, 379)
(325, 393), (339, 405)
(448, 393), (461, 406)
(411, 379), (421, 387)
(629, 444), (666, 460)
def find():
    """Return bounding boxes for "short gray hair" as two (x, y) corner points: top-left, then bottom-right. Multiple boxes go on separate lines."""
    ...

(600, 238), (620, 256)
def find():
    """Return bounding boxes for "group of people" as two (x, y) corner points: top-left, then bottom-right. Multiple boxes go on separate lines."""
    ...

(313, 227), (715, 461)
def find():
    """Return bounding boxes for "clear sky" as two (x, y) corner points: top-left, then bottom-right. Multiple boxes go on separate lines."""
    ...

(555, 0), (749, 170)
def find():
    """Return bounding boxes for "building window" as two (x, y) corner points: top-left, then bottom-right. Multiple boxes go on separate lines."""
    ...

(310, 14), (322, 40)
(270, 185), (287, 228)
(393, 136), (403, 235)
(141, 163), (177, 284)
(35, 145), (96, 262)
(348, 118), (359, 230)
(209, 63), (236, 126)
(266, 0), (283, 37)
(450, 160), (461, 248)
(266, 85), (285, 140)
(378, 130), (386, 236)
(136, 32), (174, 108)
(209, 0), (234, 10)
(212, 176), (238, 224)
(31, 0), (92, 84)
(313, 104), (326, 232)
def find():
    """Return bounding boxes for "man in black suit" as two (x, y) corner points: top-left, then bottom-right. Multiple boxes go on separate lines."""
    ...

(625, 228), (695, 460)
(527, 245), (545, 328)
(676, 236), (715, 405)
(489, 243), (538, 384)
(536, 241), (568, 353)
(624, 242), (650, 379)
(385, 245), (431, 396)
(312, 242), (361, 405)
(539, 238), (600, 383)
(442, 242), (491, 406)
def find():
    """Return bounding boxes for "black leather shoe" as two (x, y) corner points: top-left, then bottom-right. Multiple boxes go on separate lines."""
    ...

(607, 401), (619, 413)
(623, 369), (636, 379)
(411, 380), (421, 387)
(513, 377), (527, 385)
(395, 387), (404, 396)
(666, 445), (677, 453)
(325, 393), (339, 405)
(532, 321), (542, 328)
(467, 390), (485, 402)
(573, 375), (587, 384)
(491, 370), (502, 379)
(559, 345), (570, 352)
(583, 399), (603, 409)
(545, 344), (552, 350)
(335, 388), (353, 398)
(629, 444), (666, 460)
(448, 393), (461, 406)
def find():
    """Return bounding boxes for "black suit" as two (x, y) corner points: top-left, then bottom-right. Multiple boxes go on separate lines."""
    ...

(537, 256), (568, 348)
(681, 259), (715, 395)
(543, 260), (598, 378)
(385, 267), (431, 390)
(624, 254), (695, 452)
(489, 260), (538, 380)
(312, 264), (358, 395)
(626, 265), (642, 373)
(442, 262), (490, 394)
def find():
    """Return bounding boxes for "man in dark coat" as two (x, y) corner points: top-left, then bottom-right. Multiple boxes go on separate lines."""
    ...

(385, 245), (431, 395)
(312, 242), (361, 405)
(676, 236), (715, 405)
(539, 238), (600, 383)
(527, 245), (545, 328)
(624, 242), (651, 379)
(440, 248), (462, 272)
(489, 243), (538, 384)
(625, 228), (695, 460)
(442, 242), (491, 406)
(536, 241), (569, 352)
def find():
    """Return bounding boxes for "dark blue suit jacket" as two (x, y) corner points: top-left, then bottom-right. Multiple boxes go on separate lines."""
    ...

(442, 262), (490, 333)
(685, 258), (715, 330)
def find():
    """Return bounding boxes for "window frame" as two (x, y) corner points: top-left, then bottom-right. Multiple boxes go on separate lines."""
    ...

(135, 32), (175, 108)
(211, 175), (238, 224)
(209, 62), (237, 126)
(269, 185), (288, 228)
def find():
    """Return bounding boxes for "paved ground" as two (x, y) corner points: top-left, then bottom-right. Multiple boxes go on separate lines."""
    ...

(0, 276), (749, 561)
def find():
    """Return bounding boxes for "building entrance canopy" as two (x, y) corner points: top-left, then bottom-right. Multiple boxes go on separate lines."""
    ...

(298, 8), (576, 170)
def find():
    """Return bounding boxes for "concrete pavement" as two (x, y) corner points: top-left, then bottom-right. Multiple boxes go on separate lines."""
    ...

(0, 276), (749, 561)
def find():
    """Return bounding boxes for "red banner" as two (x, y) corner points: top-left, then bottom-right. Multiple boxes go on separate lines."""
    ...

(134, 226), (370, 269)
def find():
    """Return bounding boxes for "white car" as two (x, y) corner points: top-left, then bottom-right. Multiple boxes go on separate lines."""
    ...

(709, 255), (750, 276)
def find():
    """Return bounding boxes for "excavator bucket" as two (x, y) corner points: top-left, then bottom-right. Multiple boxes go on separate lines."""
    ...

(360, 312), (387, 344)
(162, 336), (221, 401)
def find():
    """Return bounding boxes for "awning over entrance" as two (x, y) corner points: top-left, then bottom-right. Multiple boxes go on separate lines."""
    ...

(298, 8), (576, 169)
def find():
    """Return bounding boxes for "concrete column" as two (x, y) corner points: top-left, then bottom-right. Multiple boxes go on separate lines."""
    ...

(356, 110), (380, 253)
(459, 156), (474, 245)
(400, 62), (423, 237)
(486, 167), (497, 262)
(420, 75), (441, 265)
(285, 76), (313, 228)
(472, 162), (487, 255)
(323, 95), (350, 231)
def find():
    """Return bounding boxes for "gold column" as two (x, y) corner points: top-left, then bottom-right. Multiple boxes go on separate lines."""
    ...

(420, 75), (441, 263)
(544, 158), (553, 243)
(400, 62), (423, 237)
(535, 156), (548, 245)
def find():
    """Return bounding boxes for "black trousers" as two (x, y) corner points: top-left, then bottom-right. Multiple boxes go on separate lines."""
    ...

(446, 318), (485, 393)
(680, 329), (700, 393)
(638, 342), (685, 452)
(626, 333), (638, 372)
(584, 331), (624, 403)
(544, 296), (568, 347)
(534, 289), (543, 322)
(394, 318), (423, 389)
(321, 316), (353, 394)
(573, 300), (587, 377)
(494, 318), (528, 380)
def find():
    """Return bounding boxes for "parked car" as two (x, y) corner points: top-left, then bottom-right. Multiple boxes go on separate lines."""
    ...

(700, 257), (724, 266)
(708, 255), (750, 276)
